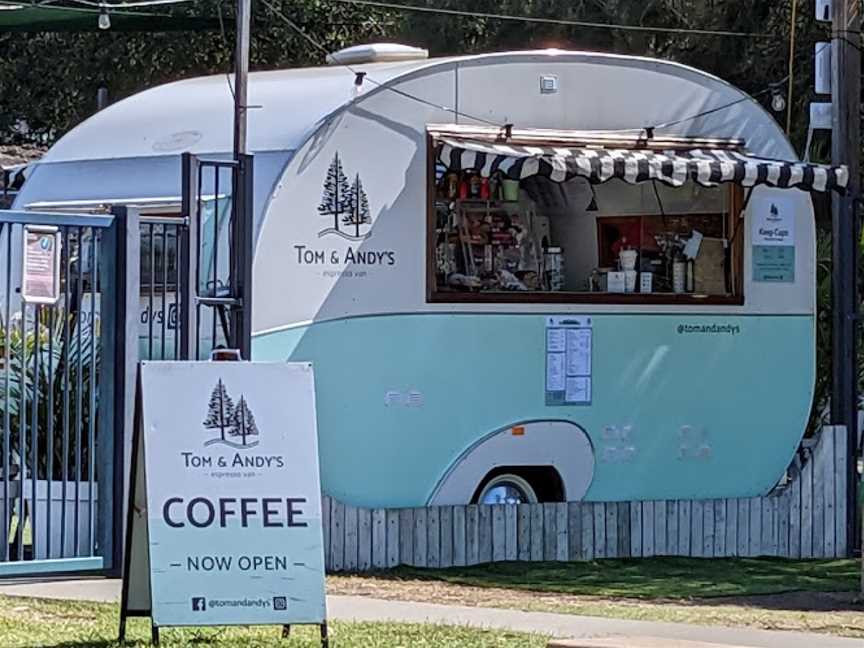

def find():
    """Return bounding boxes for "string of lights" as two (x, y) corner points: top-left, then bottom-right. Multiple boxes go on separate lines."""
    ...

(262, 0), (837, 137)
(35, 0), (843, 138)
(260, 0), (503, 127)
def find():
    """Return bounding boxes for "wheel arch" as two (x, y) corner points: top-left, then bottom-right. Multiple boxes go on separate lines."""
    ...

(427, 419), (595, 506)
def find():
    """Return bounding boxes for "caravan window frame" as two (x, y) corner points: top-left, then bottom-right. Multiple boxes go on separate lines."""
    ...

(425, 135), (746, 306)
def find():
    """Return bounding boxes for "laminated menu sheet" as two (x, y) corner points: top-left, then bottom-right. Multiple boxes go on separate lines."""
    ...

(545, 316), (592, 405)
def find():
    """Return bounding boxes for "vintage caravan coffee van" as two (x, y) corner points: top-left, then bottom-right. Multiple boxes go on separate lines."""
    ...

(14, 46), (847, 508)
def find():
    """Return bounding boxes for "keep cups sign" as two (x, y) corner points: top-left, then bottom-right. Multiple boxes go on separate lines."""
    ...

(22, 225), (61, 304)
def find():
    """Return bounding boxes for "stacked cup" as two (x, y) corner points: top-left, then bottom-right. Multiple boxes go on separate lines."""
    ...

(619, 249), (638, 293)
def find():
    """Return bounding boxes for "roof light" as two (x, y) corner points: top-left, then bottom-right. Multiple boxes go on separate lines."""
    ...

(326, 43), (428, 66)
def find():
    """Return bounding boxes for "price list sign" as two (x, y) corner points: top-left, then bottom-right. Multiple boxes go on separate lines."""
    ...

(545, 315), (592, 406)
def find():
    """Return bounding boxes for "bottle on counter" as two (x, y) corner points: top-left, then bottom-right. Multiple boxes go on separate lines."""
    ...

(489, 173), (502, 201)
(469, 174), (482, 198)
(459, 174), (469, 199)
(544, 247), (565, 291)
(445, 172), (459, 199)
(673, 256), (686, 294)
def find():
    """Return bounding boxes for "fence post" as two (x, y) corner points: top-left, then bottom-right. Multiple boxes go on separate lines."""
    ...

(98, 206), (139, 574)
(179, 153), (199, 360)
(230, 154), (254, 359)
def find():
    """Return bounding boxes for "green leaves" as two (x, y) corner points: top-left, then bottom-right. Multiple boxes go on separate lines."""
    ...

(0, 307), (99, 480)
(0, 1), (827, 148)
(0, 0), (391, 144)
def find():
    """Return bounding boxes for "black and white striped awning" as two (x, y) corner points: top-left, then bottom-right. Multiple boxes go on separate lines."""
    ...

(437, 138), (849, 194)
(1, 163), (31, 192)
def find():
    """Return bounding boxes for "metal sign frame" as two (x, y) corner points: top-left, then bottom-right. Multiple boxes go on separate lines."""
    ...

(118, 361), (328, 647)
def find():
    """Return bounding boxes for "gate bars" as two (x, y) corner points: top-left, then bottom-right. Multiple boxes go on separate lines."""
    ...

(0, 150), (255, 575)
(0, 209), (129, 576)
(139, 216), (183, 362)
(180, 153), (253, 361)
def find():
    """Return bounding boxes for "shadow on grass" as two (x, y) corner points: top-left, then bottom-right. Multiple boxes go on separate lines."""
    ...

(352, 557), (864, 613)
(17, 643), (117, 648)
(23, 637), (223, 648)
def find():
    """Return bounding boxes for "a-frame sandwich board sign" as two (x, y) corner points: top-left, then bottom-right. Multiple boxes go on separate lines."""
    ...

(119, 361), (328, 646)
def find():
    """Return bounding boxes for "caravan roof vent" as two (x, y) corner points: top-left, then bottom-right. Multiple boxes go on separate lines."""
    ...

(326, 43), (429, 66)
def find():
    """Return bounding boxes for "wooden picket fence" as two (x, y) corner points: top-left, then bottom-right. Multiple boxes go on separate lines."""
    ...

(322, 426), (851, 571)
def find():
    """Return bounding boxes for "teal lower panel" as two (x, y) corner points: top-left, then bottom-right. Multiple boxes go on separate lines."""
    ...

(253, 314), (814, 509)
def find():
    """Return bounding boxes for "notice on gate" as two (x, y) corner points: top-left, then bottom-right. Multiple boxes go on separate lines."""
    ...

(121, 362), (326, 632)
(21, 225), (61, 304)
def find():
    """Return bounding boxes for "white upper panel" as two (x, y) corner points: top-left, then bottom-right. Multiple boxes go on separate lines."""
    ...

(41, 49), (798, 166)
(41, 60), (436, 163)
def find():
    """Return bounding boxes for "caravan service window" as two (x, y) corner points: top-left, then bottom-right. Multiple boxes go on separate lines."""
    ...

(428, 141), (745, 305)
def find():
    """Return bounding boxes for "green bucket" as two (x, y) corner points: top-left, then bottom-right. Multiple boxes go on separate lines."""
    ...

(502, 179), (520, 202)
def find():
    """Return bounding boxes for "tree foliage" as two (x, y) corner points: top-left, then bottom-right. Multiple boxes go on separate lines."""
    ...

(0, 0), (837, 153)
(344, 174), (371, 236)
(203, 377), (234, 440)
(0, 0), (391, 143)
(229, 394), (259, 445)
(319, 152), (353, 231)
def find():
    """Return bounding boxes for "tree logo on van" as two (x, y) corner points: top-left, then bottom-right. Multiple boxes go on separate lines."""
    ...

(202, 378), (260, 449)
(318, 153), (372, 241)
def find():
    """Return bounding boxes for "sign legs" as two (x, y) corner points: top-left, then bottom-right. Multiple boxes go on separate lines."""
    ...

(281, 623), (328, 646)
(122, 620), (324, 645)
(320, 622), (329, 648)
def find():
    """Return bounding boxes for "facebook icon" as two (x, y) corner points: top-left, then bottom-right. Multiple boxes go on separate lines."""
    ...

(191, 597), (206, 612)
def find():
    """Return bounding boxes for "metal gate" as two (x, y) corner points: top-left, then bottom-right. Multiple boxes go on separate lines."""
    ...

(137, 153), (252, 361)
(0, 151), (253, 577)
(0, 209), (128, 576)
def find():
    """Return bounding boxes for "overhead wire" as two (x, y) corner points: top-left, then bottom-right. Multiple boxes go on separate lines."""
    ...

(1, 0), (174, 12)
(48, 0), (193, 7)
(650, 85), (783, 131)
(16, 0), (852, 144)
(652, 38), (837, 132)
(260, 0), (781, 133)
(331, 0), (774, 40)
(215, 0), (236, 101)
(237, 0), (850, 138)
(260, 0), (503, 127)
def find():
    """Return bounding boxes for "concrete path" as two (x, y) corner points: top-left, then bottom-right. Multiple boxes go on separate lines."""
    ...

(0, 578), (861, 648)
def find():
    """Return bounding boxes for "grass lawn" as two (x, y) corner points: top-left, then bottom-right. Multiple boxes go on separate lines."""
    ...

(327, 557), (864, 639)
(0, 596), (546, 647)
(391, 557), (860, 599)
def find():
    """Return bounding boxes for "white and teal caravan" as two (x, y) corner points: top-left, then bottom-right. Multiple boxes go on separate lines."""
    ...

(14, 46), (847, 508)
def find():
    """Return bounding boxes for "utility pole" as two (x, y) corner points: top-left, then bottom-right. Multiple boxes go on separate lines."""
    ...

(230, 0), (254, 358)
(829, 0), (860, 565)
(233, 0), (252, 158)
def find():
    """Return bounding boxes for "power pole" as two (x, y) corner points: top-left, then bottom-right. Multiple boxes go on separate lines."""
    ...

(829, 0), (860, 566)
(233, 0), (252, 158)
(230, 0), (254, 358)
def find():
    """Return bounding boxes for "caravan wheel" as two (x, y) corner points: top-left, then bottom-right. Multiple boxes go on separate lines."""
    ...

(477, 474), (538, 505)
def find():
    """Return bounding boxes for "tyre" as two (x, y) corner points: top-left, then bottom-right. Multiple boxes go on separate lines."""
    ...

(476, 473), (539, 505)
